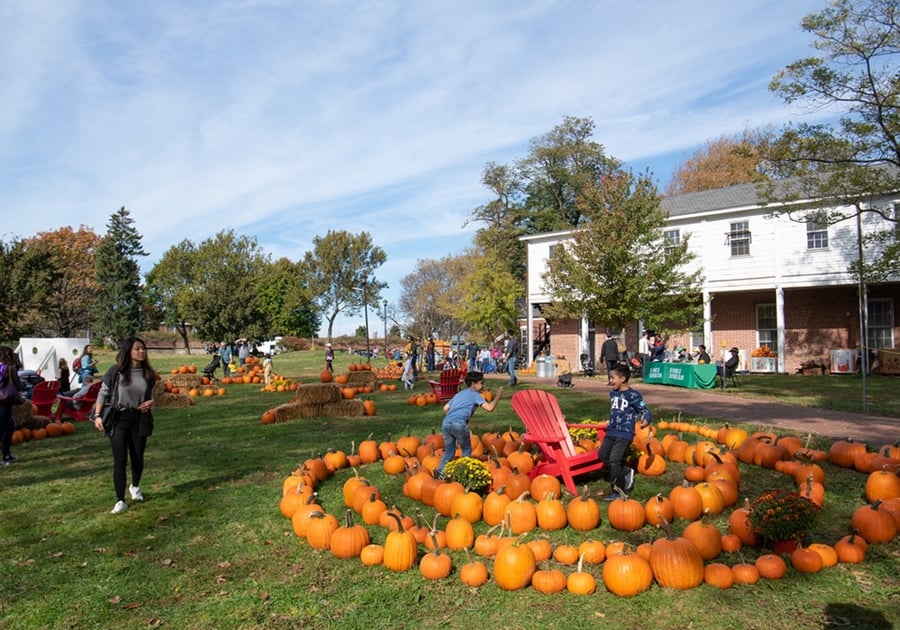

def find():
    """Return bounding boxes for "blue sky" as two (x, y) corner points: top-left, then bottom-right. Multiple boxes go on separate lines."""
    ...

(1, 0), (827, 336)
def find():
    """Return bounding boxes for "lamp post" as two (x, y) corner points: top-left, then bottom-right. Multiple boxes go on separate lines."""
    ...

(362, 278), (370, 362)
(383, 300), (389, 359)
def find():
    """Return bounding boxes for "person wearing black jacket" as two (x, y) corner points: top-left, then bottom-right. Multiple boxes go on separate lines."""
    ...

(91, 337), (158, 515)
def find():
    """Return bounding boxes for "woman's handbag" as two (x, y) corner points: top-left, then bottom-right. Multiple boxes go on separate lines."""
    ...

(0, 378), (23, 404)
(100, 373), (121, 433)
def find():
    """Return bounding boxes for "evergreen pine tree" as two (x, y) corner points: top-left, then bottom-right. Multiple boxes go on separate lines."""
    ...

(93, 207), (148, 346)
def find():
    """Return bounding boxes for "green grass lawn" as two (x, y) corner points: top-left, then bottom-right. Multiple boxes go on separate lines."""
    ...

(1, 349), (897, 629)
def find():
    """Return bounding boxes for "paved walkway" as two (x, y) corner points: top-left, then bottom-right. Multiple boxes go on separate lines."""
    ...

(498, 374), (898, 446)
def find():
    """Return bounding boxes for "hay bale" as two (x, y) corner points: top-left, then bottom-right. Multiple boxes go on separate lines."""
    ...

(346, 371), (376, 387)
(321, 399), (365, 418)
(292, 383), (341, 405)
(155, 392), (193, 408)
(167, 374), (203, 390)
(12, 403), (34, 426)
(274, 402), (304, 423)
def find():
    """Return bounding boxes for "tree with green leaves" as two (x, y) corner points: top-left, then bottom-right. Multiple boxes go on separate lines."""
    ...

(0, 237), (34, 341)
(145, 230), (270, 349)
(300, 230), (386, 342)
(256, 258), (320, 339)
(453, 250), (520, 342)
(542, 169), (703, 334)
(93, 207), (148, 346)
(764, 0), (900, 281)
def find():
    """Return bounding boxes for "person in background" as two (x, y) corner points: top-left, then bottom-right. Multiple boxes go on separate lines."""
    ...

(504, 332), (519, 386)
(425, 338), (436, 371)
(237, 339), (249, 366)
(434, 372), (503, 478)
(598, 365), (652, 500)
(324, 342), (334, 373)
(0, 345), (24, 466)
(696, 345), (712, 364)
(401, 354), (415, 389)
(78, 344), (99, 384)
(650, 335), (666, 362)
(600, 333), (621, 385)
(67, 374), (94, 408)
(91, 337), (158, 515)
(263, 353), (273, 385)
(638, 330), (651, 369)
(553, 354), (573, 388)
(58, 357), (71, 393)
(219, 342), (233, 377)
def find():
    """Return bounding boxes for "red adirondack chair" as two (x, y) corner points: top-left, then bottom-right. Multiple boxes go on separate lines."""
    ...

(54, 381), (102, 422)
(510, 389), (607, 494)
(31, 380), (61, 416)
(428, 368), (464, 403)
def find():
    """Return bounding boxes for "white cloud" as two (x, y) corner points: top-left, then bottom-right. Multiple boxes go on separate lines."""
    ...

(1, 0), (828, 334)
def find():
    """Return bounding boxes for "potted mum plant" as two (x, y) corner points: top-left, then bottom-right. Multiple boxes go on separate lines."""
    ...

(748, 489), (821, 552)
(443, 456), (491, 493)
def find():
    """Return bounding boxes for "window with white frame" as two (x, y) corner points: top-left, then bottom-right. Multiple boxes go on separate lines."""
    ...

(727, 221), (751, 256)
(663, 229), (680, 255)
(867, 298), (894, 349)
(757, 303), (777, 354)
(806, 220), (829, 249)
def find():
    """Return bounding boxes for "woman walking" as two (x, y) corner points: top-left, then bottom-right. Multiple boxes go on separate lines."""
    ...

(91, 337), (158, 514)
(0, 346), (24, 465)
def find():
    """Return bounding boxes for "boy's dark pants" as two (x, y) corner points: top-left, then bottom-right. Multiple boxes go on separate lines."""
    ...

(598, 435), (631, 492)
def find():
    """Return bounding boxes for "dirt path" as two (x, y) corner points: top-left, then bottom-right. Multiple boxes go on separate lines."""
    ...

(500, 374), (898, 447)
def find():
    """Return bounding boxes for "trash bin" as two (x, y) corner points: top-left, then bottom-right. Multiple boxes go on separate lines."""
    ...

(536, 357), (548, 378)
(830, 349), (858, 374)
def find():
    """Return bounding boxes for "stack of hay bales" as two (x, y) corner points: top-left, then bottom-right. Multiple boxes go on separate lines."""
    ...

(155, 379), (194, 408)
(345, 371), (377, 389)
(274, 383), (364, 422)
(13, 403), (52, 430)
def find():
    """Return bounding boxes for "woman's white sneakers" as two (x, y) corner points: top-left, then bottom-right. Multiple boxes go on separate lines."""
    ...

(129, 485), (144, 501)
(110, 500), (128, 514)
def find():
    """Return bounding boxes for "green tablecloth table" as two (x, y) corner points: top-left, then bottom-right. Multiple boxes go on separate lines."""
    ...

(642, 362), (718, 389)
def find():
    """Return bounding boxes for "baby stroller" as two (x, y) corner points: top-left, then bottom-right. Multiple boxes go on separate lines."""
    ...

(202, 353), (221, 381)
(579, 354), (595, 377)
(628, 354), (643, 377)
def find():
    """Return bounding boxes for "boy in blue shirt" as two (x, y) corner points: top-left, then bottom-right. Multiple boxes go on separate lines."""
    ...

(435, 372), (503, 478)
(599, 364), (652, 500)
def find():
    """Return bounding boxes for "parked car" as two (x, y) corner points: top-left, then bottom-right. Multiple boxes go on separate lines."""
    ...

(17, 369), (45, 400)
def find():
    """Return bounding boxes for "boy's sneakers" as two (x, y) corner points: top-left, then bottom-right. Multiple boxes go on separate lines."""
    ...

(603, 493), (621, 501)
(110, 500), (128, 515)
(624, 467), (635, 493)
(2, 454), (18, 465)
(129, 485), (144, 501)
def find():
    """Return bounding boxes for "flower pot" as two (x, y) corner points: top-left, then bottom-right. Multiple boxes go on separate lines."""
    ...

(770, 538), (799, 554)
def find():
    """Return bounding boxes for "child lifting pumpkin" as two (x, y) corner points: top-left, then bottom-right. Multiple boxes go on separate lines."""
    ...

(434, 372), (504, 479)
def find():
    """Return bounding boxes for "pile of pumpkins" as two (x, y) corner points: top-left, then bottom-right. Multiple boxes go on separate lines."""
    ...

(278, 422), (899, 594)
(11, 419), (76, 445)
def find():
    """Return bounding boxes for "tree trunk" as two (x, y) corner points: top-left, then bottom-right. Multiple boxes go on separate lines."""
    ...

(176, 321), (191, 354)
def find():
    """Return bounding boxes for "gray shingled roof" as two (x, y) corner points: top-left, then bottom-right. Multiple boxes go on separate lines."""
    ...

(662, 182), (768, 217)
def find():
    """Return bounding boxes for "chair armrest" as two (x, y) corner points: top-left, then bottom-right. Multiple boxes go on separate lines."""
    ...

(565, 422), (608, 430)
(521, 433), (565, 445)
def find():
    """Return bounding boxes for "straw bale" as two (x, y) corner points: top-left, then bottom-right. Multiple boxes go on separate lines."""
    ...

(291, 383), (341, 405)
(12, 403), (34, 426)
(274, 402), (304, 423)
(167, 374), (203, 390)
(321, 399), (365, 418)
(346, 371), (376, 387)
(155, 392), (193, 408)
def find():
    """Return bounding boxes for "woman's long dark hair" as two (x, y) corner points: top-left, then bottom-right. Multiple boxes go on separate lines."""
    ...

(115, 337), (159, 386)
(0, 345), (22, 388)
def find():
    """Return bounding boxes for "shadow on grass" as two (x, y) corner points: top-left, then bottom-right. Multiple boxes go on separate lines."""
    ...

(824, 603), (892, 629)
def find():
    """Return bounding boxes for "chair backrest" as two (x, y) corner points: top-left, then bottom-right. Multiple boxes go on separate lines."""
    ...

(76, 381), (103, 407)
(32, 380), (61, 399)
(510, 389), (577, 458)
(440, 369), (461, 386)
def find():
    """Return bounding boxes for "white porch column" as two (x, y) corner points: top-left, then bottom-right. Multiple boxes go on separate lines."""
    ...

(581, 316), (590, 357)
(776, 286), (785, 373)
(526, 301), (534, 367)
(703, 290), (712, 348)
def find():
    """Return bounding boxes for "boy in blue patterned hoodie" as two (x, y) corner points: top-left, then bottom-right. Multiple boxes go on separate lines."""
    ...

(599, 364), (652, 500)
